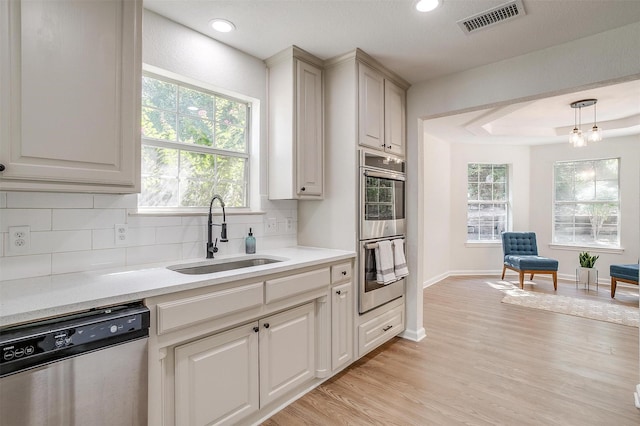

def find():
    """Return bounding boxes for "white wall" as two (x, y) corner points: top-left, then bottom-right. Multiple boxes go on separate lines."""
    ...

(422, 134), (451, 285)
(530, 134), (640, 280)
(0, 11), (297, 282)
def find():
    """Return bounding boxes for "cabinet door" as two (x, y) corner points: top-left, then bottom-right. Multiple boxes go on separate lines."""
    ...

(259, 302), (315, 406)
(331, 281), (354, 371)
(175, 323), (259, 426)
(358, 63), (385, 151)
(296, 59), (323, 197)
(0, 0), (141, 192)
(384, 79), (406, 157)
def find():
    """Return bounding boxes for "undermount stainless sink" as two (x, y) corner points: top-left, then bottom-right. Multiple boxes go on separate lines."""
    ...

(168, 257), (283, 275)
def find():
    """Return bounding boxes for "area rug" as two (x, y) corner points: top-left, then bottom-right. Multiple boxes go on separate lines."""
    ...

(501, 290), (639, 328)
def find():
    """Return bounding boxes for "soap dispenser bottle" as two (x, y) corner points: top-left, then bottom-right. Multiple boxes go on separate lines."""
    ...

(245, 228), (256, 254)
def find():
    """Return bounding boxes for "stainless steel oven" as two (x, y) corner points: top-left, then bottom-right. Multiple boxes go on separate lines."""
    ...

(358, 151), (406, 313)
(359, 237), (406, 313)
(360, 151), (406, 240)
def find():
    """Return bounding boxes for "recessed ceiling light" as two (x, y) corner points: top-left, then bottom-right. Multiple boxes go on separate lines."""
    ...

(209, 19), (235, 33)
(415, 0), (441, 12)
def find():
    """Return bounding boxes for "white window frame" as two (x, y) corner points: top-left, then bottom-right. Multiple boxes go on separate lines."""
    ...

(466, 163), (510, 243)
(552, 157), (620, 249)
(138, 65), (260, 214)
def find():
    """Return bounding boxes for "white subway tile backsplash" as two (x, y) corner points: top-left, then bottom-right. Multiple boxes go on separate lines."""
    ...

(129, 227), (157, 247)
(127, 215), (182, 228)
(92, 229), (115, 250)
(0, 192), (298, 280)
(181, 241), (205, 260)
(6, 192), (93, 209)
(3, 230), (92, 256)
(126, 244), (182, 265)
(156, 225), (202, 244)
(93, 194), (138, 209)
(0, 209), (52, 232)
(180, 216), (208, 227)
(52, 249), (126, 274)
(52, 209), (126, 230)
(0, 254), (52, 281)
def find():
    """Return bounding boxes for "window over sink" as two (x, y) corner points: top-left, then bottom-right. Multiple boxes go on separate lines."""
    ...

(140, 71), (250, 209)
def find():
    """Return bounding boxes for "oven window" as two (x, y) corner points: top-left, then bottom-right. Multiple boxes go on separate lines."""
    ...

(364, 177), (404, 221)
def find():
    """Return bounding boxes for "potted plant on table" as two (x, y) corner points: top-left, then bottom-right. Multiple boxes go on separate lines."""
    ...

(578, 251), (599, 287)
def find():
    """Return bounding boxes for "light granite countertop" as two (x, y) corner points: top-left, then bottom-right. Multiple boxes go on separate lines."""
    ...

(0, 246), (355, 328)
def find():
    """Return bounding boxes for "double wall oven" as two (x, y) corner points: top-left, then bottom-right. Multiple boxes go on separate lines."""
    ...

(359, 151), (406, 314)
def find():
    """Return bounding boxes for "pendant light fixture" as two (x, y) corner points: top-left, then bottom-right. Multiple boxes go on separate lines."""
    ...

(569, 99), (601, 147)
(588, 100), (603, 142)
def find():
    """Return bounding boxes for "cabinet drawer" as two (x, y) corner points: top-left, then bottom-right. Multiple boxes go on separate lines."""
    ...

(331, 262), (352, 284)
(358, 304), (404, 357)
(156, 282), (263, 335)
(265, 268), (330, 304)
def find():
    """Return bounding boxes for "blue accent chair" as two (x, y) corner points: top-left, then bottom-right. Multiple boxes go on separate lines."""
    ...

(610, 264), (639, 298)
(501, 232), (558, 290)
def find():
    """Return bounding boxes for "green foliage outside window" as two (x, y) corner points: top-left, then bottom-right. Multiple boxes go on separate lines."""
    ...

(140, 74), (249, 208)
(553, 158), (619, 247)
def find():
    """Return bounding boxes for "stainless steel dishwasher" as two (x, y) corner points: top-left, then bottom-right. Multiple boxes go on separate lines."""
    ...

(0, 302), (150, 426)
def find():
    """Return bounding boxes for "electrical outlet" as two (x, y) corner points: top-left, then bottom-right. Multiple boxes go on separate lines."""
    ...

(114, 224), (128, 246)
(8, 226), (30, 254)
(285, 217), (294, 232)
(264, 217), (277, 235)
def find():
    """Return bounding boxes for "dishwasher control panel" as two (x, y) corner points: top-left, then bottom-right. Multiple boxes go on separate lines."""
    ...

(0, 303), (150, 377)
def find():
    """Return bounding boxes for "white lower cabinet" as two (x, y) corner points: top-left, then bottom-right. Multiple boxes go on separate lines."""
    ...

(331, 281), (353, 371)
(174, 302), (315, 426)
(175, 324), (259, 426)
(259, 303), (315, 406)
(357, 300), (404, 357)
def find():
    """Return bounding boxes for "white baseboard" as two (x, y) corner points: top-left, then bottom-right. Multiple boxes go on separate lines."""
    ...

(400, 327), (427, 342)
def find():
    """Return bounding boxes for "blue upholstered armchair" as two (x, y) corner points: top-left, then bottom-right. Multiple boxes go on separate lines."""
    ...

(501, 232), (558, 290)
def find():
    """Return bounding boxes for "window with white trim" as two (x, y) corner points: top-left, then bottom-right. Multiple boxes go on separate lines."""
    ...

(467, 163), (509, 242)
(553, 158), (620, 248)
(140, 73), (249, 209)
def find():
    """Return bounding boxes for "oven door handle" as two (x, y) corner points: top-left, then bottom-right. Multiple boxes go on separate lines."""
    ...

(363, 170), (405, 181)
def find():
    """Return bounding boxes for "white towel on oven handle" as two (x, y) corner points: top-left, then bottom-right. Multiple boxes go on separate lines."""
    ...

(393, 238), (409, 278)
(375, 240), (396, 285)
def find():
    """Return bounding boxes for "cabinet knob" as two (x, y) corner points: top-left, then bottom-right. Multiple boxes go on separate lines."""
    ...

(263, 323), (270, 329)
(341, 271), (347, 276)
(300, 187), (306, 192)
(0, 164), (4, 172)
(253, 326), (259, 333)
(336, 290), (342, 295)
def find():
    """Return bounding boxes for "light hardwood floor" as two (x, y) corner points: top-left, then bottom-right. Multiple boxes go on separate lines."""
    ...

(262, 276), (640, 425)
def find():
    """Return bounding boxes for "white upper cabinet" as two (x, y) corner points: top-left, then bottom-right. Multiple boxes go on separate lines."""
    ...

(0, 0), (142, 193)
(384, 79), (406, 157)
(267, 46), (323, 200)
(358, 63), (385, 151)
(357, 59), (408, 157)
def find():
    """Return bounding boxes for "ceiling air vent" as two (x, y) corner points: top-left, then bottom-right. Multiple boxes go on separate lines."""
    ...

(457, 0), (526, 34)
